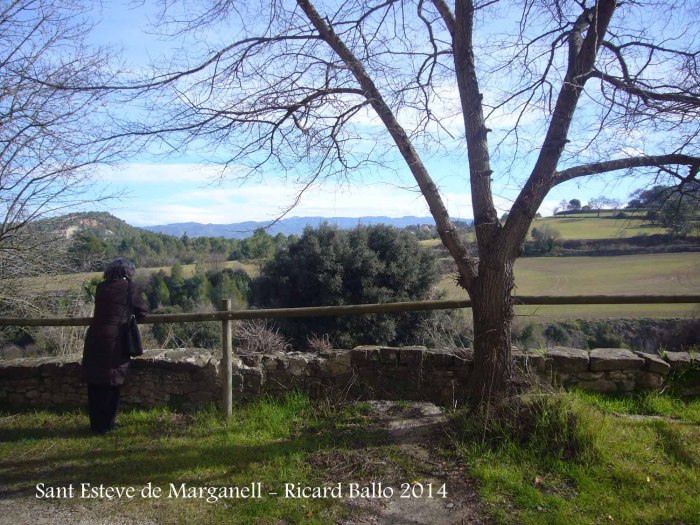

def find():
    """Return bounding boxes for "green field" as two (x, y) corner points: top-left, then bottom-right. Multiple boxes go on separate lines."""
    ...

(419, 213), (668, 248)
(12, 250), (700, 320)
(530, 215), (666, 240)
(16, 260), (260, 294)
(439, 252), (700, 319)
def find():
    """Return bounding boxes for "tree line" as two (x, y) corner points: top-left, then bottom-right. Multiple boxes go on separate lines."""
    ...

(68, 227), (292, 272)
(77, 224), (449, 352)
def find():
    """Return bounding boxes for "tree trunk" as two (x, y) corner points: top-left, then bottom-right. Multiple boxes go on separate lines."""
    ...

(469, 257), (515, 407)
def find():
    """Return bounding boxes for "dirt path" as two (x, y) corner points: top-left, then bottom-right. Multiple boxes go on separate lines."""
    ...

(332, 401), (490, 525)
(0, 496), (155, 525)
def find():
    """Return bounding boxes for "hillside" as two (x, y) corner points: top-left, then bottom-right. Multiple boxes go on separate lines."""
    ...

(27, 211), (139, 240)
(27, 212), (242, 271)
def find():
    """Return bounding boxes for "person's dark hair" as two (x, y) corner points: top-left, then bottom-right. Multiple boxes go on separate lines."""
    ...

(103, 258), (136, 281)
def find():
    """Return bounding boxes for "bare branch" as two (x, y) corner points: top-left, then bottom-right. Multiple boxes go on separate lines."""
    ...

(296, 0), (476, 286)
(554, 154), (700, 184)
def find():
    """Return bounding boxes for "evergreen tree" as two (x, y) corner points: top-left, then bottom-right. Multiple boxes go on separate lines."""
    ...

(252, 224), (440, 348)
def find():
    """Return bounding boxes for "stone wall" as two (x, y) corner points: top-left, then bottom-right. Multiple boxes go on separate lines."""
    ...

(0, 346), (698, 412)
(513, 347), (691, 393)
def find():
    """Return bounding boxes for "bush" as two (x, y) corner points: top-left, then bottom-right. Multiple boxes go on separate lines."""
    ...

(234, 320), (292, 354)
(544, 323), (569, 345)
(587, 324), (623, 349)
(455, 392), (599, 463)
(150, 306), (221, 349)
(251, 224), (441, 348)
(514, 321), (543, 348)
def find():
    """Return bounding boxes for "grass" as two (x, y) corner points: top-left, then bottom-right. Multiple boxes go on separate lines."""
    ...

(451, 391), (700, 524)
(439, 252), (700, 319)
(0, 394), (425, 525)
(2, 391), (699, 524)
(15, 260), (260, 294)
(0, 394), (359, 524)
(419, 213), (669, 248)
(529, 215), (667, 240)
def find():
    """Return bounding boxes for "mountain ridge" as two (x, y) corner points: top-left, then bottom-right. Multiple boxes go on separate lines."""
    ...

(143, 215), (472, 239)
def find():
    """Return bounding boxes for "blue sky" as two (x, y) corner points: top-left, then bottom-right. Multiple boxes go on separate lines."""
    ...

(85, 2), (646, 227)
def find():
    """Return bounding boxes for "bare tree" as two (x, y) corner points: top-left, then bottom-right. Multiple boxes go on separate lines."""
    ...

(123, 0), (699, 408)
(589, 196), (620, 217)
(0, 0), (122, 314)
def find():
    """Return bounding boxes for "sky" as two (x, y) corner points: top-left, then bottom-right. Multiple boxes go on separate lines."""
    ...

(84, 1), (648, 228)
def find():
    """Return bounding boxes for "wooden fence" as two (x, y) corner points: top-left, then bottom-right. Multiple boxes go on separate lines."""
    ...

(1, 294), (699, 417)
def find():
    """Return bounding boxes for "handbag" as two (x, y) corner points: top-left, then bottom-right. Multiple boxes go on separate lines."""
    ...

(123, 280), (144, 358)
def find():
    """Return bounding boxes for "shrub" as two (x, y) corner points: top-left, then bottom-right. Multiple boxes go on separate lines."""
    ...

(150, 306), (221, 349)
(587, 324), (623, 349)
(251, 224), (441, 348)
(544, 323), (569, 345)
(234, 320), (291, 354)
(455, 392), (599, 463)
(514, 321), (541, 347)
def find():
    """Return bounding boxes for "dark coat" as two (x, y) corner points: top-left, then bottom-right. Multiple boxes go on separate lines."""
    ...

(81, 278), (148, 386)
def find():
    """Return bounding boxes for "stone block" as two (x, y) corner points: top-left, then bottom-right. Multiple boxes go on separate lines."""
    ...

(615, 379), (636, 392)
(426, 350), (456, 368)
(285, 354), (309, 376)
(351, 346), (381, 364)
(634, 351), (671, 375)
(546, 347), (589, 373)
(664, 352), (692, 371)
(577, 378), (617, 393)
(379, 347), (399, 363)
(188, 391), (215, 403)
(262, 356), (280, 371)
(636, 372), (664, 390)
(589, 348), (644, 371)
(516, 350), (546, 372)
(232, 373), (244, 392)
(243, 369), (264, 393)
(6, 394), (22, 406)
(576, 371), (604, 381)
(323, 355), (352, 376)
(399, 346), (426, 365)
(241, 354), (262, 367)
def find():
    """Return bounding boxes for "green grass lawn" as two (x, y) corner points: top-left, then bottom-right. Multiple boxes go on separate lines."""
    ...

(0, 394), (363, 524)
(2, 391), (698, 524)
(439, 252), (700, 319)
(452, 391), (700, 524)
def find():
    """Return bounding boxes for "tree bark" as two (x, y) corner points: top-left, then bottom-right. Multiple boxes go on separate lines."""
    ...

(469, 255), (515, 406)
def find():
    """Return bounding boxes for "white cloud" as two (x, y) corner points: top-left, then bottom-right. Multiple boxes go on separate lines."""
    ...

(120, 183), (446, 225)
(102, 162), (567, 226)
(103, 163), (481, 225)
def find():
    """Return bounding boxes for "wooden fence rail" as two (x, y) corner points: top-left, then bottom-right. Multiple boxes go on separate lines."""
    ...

(2, 294), (699, 417)
(1, 295), (699, 327)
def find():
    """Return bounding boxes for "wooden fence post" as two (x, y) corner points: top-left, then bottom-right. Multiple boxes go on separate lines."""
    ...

(220, 298), (233, 418)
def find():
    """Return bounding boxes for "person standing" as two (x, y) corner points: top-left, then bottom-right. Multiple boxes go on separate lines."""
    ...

(81, 258), (147, 435)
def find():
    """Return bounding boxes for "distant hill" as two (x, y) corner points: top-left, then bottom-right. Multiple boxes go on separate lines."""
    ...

(143, 216), (471, 239)
(24, 212), (473, 271)
(28, 211), (139, 240)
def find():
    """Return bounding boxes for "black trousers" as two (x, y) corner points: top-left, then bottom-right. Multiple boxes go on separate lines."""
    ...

(87, 384), (121, 434)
